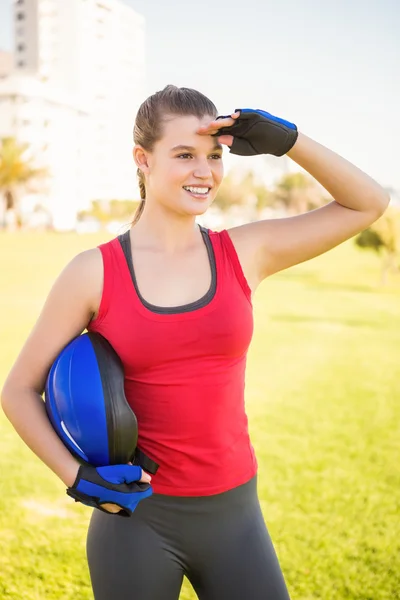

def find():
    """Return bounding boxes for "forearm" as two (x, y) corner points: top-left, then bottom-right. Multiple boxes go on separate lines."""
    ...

(287, 132), (390, 216)
(1, 388), (80, 487)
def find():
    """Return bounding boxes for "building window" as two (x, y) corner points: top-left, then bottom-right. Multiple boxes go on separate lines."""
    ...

(17, 60), (25, 67)
(16, 12), (25, 21)
(17, 43), (25, 52)
(16, 0), (24, 4)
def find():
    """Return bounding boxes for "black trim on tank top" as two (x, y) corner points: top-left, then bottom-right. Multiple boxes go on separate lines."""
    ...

(117, 225), (217, 314)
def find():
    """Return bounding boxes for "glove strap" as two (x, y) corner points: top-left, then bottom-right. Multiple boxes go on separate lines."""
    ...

(66, 487), (132, 517)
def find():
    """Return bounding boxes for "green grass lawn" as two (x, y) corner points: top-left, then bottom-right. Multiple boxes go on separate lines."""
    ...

(0, 231), (399, 600)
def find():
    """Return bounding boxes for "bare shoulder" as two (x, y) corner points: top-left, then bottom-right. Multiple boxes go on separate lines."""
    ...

(54, 246), (104, 316)
(68, 246), (104, 305)
(2, 246), (104, 397)
(70, 246), (103, 272)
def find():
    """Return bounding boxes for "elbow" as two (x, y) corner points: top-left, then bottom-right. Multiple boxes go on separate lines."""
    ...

(1, 378), (20, 417)
(377, 190), (391, 216)
(368, 189), (391, 221)
(1, 381), (13, 416)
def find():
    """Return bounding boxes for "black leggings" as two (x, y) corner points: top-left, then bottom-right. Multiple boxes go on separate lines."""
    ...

(86, 476), (291, 600)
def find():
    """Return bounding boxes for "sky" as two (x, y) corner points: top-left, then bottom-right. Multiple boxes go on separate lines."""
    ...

(0, 0), (399, 189)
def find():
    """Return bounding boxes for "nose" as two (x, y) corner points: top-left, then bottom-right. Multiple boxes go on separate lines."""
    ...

(193, 158), (213, 179)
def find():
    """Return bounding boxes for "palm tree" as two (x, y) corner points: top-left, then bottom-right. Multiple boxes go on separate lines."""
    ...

(0, 137), (47, 230)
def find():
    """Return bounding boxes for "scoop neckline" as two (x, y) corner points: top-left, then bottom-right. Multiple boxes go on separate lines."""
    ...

(117, 225), (218, 316)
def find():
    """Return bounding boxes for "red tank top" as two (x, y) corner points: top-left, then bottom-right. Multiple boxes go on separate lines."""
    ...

(88, 226), (258, 495)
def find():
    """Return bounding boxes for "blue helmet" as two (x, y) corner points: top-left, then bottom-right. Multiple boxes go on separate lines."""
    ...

(45, 332), (158, 473)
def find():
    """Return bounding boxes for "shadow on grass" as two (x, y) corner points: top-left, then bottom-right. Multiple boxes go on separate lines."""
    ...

(271, 314), (381, 329)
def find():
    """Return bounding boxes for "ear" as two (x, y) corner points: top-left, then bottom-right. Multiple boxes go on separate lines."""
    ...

(133, 145), (151, 174)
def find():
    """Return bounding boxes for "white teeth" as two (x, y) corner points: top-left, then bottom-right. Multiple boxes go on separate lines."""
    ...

(184, 186), (210, 195)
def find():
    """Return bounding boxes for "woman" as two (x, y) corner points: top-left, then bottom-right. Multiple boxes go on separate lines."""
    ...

(1, 85), (389, 599)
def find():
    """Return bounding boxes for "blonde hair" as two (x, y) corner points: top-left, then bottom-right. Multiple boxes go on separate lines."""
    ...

(132, 85), (217, 225)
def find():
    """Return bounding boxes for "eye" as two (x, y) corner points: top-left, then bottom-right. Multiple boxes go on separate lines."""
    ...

(177, 153), (193, 159)
(210, 154), (222, 160)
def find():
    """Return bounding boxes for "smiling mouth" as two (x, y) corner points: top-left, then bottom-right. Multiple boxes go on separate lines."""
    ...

(183, 186), (211, 198)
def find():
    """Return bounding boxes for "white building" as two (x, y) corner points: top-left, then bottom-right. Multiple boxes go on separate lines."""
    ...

(0, 74), (90, 229)
(0, 51), (14, 78)
(1, 0), (146, 229)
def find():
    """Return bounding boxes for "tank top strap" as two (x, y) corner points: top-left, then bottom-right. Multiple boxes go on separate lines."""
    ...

(94, 236), (127, 326)
(93, 228), (252, 325)
(216, 229), (252, 302)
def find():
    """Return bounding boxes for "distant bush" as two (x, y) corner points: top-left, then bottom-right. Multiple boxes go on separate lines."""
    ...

(355, 207), (400, 283)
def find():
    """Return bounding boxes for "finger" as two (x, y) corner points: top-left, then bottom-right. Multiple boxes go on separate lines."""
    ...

(217, 134), (234, 147)
(128, 462), (151, 483)
(127, 462), (151, 483)
(122, 464), (143, 484)
(140, 470), (152, 483)
(197, 112), (239, 135)
(102, 503), (122, 513)
(197, 119), (233, 133)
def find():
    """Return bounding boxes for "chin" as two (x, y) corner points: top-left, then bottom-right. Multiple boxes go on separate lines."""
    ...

(184, 203), (211, 217)
(186, 195), (215, 214)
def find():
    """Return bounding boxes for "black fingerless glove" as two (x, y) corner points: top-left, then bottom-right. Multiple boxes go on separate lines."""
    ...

(214, 108), (298, 156)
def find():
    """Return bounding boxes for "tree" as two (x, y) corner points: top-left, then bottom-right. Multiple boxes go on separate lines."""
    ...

(0, 137), (48, 229)
(355, 207), (400, 284)
(213, 169), (272, 213)
(273, 172), (327, 214)
(213, 172), (246, 211)
(77, 199), (141, 224)
(239, 170), (275, 216)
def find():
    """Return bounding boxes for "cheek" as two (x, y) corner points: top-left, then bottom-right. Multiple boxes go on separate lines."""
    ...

(213, 161), (224, 185)
(165, 160), (191, 184)
(152, 161), (181, 189)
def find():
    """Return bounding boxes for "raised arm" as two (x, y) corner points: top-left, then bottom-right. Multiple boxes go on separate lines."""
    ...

(198, 109), (390, 281)
(241, 132), (389, 278)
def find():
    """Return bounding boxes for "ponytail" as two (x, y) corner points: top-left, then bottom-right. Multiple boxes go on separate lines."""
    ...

(132, 169), (146, 225)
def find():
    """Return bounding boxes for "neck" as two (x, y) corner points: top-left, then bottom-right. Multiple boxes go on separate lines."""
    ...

(130, 201), (202, 254)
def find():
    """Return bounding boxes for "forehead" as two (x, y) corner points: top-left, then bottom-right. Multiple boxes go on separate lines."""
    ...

(158, 114), (218, 149)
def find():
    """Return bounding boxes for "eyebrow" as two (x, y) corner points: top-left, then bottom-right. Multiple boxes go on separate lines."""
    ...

(170, 143), (223, 153)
